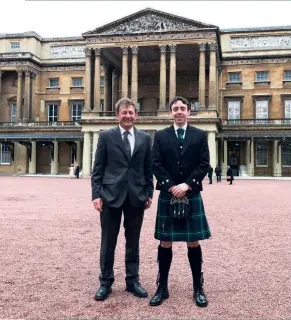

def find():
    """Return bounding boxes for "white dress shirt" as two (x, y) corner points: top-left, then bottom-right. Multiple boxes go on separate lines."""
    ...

(119, 125), (135, 155)
(174, 123), (187, 140)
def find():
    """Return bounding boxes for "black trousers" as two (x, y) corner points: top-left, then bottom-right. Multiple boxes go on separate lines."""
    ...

(99, 195), (144, 286)
(216, 175), (221, 182)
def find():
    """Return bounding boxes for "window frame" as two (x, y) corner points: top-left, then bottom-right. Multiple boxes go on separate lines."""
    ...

(0, 143), (11, 165)
(284, 70), (291, 81)
(255, 71), (269, 82)
(48, 78), (59, 88)
(228, 72), (241, 83)
(71, 77), (83, 87)
(9, 41), (20, 50)
(227, 100), (241, 120)
(256, 141), (268, 167)
(71, 102), (82, 121)
(100, 76), (105, 88)
(11, 103), (17, 122)
(47, 103), (59, 122)
(282, 143), (291, 167)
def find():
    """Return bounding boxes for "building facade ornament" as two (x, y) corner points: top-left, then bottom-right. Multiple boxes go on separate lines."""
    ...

(231, 36), (291, 51)
(112, 69), (119, 78)
(222, 58), (291, 66)
(131, 46), (139, 55)
(87, 31), (216, 44)
(24, 70), (31, 76)
(209, 42), (217, 51)
(121, 47), (129, 55)
(199, 43), (206, 51)
(84, 48), (92, 57)
(50, 45), (85, 58)
(169, 44), (177, 53)
(159, 45), (167, 53)
(42, 66), (86, 71)
(93, 48), (102, 56)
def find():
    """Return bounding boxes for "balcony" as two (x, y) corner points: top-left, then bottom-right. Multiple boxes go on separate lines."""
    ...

(97, 111), (158, 117)
(0, 121), (80, 128)
(223, 119), (291, 126)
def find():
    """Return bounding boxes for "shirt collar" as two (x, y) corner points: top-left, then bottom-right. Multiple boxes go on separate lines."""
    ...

(174, 123), (187, 133)
(119, 125), (134, 136)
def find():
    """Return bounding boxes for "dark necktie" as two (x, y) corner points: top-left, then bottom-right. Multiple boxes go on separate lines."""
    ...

(177, 128), (185, 144)
(123, 131), (131, 158)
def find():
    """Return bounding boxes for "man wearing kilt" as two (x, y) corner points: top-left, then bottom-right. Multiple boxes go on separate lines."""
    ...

(149, 96), (211, 307)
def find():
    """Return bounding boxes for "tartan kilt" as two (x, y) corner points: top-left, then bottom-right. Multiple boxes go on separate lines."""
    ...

(154, 191), (211, 242)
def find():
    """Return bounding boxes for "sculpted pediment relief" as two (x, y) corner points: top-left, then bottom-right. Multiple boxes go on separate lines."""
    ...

(83, 8), (217, 37)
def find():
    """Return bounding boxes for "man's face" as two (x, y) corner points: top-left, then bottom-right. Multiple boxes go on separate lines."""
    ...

(170, 100), (190, 126)
(117, 104), (138, 130)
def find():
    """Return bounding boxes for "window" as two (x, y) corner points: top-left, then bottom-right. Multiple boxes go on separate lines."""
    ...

(100, 76), (105, 87)
(10, 42), (20, 50)
(256, 100), (268, 122)
(190, 100), (199, 111)
(100, 99), (104, 111)
(256, 142), (268, 167)
(284, 71), (291, 81)
(256, 71), (268, 82)
(48, 104), (58, 122)
(11, 103), (17, 122)
(228, 72), (241, 83)
(282, 144), (291, 166)
(0, 144), (11, 164)
(49, 78), (59, 88)
(285, 100), (291, 119)
(228, 101), (240, 120)
(72, 77), (83, 87)
(71, 103), (82, 121)
(70, 145), (76, 165)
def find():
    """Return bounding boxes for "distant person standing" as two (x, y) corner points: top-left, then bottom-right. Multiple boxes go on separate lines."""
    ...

(226, 166), (234, 185)
(208, 165), (213, 184)
(74, 163), (80, 179)
(214, 164), (222, 183)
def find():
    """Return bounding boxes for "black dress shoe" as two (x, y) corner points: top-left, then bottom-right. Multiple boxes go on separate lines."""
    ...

(194, 287), (208, 307)
(94, 285), (112, 301)
(126, 282), (148, 298)
(149, 285), (169, 306)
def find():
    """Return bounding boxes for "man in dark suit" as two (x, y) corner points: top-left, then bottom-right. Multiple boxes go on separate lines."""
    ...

(208, 165), (213, 184)
(91, 98), (154, 301)
(150, 96), (211, 308)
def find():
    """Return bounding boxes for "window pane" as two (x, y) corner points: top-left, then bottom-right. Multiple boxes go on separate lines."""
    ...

(11, 103), (17, 122)
(1, 143), (11, 164)
(72, 78), (83, 87)
(100, 76), (105, 87)
(284, 71), (291, 81)
(228, 72), (241, 82)
(49, 78), (59, 87)
(72, 103), (82, 121)
(256, 71), (268, 82)
(282, 143), (291, 166)
(256, 142), (268, 166)
(256, 100), (268, 119)
(48, 104), (58, 121)
(228, 101), (240, 120)
(10, 42), (20, 49)
(285, 100), (291, 118)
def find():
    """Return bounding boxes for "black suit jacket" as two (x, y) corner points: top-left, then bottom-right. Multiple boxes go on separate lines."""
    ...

(91, 126), (154, 208)
(152, 125), (210, 194)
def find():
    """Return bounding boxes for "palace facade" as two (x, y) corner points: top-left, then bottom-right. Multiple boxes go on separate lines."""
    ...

(1, 8), (291, 177)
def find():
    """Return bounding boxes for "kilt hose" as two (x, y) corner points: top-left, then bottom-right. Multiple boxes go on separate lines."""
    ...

(154, 191), (211, 242)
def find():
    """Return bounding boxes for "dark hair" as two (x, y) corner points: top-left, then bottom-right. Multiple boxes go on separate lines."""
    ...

(115, 98), (137, 113)
(168, 96), (191, 111)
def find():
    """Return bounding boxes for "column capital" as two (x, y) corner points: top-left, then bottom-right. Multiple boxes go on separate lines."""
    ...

(85, 48), (92, 57)
(159, 44), (167, 53)
(209, 43), (218, 51)
(199, 43), (206, 51)
(169, 44), (177, 53)
(112, 69), (119, 78)
(30, 72), (36, 79)
(17, 69), (23, 76)
(24, 69), (31, 77)
(121, 47), (129, 55)
(131, 46), (139, 55)
(94, 48), (102, 56)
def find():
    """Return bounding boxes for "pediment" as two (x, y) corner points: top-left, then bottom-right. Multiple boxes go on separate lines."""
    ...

(83, 8), (217, 37)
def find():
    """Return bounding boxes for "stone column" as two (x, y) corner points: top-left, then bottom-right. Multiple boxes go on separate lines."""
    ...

(246, 140), (255, 177)
(84, 48), (92, 111)
(103, 63), (108, 112)
(0, 70), (2, 109)
(221, 140), (228, 176)
(106, 67), (113, 111)
(121, 47), (129, 97)
(92, 131), (99, 169)
(169, 44), (177, 102)
(112, 70), (119, 108)
(82, 131), (91, 178)
(28, 141), (36, 174)
(23, 70), (31, 121)
(207, 131), (217, 170)
(76, 140), (82, 167)
(198, 43), (206, 109)
(208, 43), (217, 110)
(273, 140), (282, 177)
(51, 141), (58, 175)
(131, 46), (139, 104)
(93, 48), (102, 112)
(159, 45), (167, 111)
(16, 70), (23, 120)
(30, 72), (36, 120)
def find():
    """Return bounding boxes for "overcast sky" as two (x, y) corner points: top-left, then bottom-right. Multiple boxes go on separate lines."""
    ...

(2, 0), (291, 38)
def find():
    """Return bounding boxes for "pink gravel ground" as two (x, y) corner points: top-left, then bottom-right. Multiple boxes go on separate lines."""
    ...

(0, 177), (290, 320)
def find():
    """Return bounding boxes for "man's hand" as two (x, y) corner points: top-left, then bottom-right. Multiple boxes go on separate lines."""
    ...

(93, 198), (103, 212)
(171, 183), (189, 198)
(145, 198), (152, 209)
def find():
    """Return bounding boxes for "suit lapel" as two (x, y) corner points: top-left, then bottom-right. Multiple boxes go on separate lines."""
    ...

(132, 128), (142, 159)
(167, 125), (180, 159)
(181, 125), (193, 155)
(110, 126), (130, 160)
